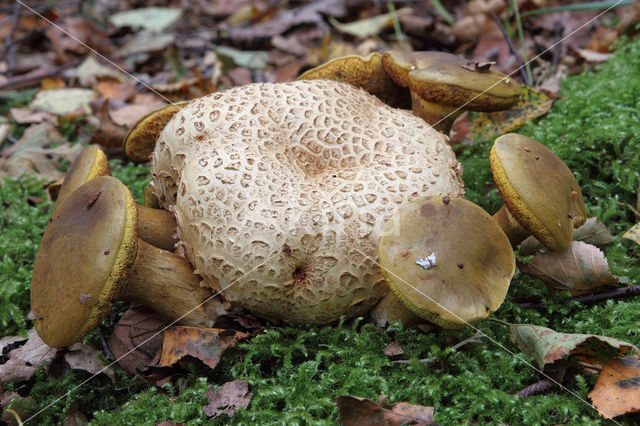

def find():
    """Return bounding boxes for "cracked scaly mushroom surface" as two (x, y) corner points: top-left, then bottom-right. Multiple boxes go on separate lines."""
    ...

(151, 80), (464, 324)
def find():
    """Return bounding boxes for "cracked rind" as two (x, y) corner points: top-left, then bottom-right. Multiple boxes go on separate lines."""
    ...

(31, 176), (138, 347)
(490, 134), (586, 251)
(378, 196), (515, 329)
(151, 80), (464, 324)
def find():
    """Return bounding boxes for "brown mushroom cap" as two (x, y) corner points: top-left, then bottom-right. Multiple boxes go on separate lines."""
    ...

(151, 80), (465, 324)
(52, 144), (110, 216)
(378, 195), (515, 329)
(124, 101), (190, 163)
(382, 51), (520, 111)
(297, 52), (410, 108)
(32, 176), (138, 347)
(490, 133), (587, 251)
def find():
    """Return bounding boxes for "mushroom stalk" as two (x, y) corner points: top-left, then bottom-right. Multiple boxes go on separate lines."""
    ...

(119, 238), (211, 327)
(492, 204), (531, 248)
(136, 204), (177, 250)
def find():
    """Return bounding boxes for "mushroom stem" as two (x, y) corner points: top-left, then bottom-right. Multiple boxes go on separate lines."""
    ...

(136, 204), (177, 250)
(493, 204), (530, 248)
(410, 93), (461, 133)
(120, 239), (212, 328)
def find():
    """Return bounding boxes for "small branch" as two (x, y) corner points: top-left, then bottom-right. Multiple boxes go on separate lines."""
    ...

(518, 285), (640, 312)
(490, 12), (530, 85)
(2, 2), (22, 78)
(516, 379), (557, 397)
(0, 59), (81, 91)
(97, 326), (115, 363)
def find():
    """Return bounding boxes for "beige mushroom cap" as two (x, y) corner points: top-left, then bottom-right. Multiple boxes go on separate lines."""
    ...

(151, 80), (464, 324)
(490, 133), (587, 251)
(378, 195), (515, 329)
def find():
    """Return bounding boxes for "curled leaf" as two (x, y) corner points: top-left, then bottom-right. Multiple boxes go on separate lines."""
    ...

(518, 241), (619, 295)
(336, 395), (435, 425)
(588, 356), (640, 419)
(157, 326), (248, 369)
(519, 217), (612, 255)
(509, 324), (638, 370)
(471, 85), (553, 140)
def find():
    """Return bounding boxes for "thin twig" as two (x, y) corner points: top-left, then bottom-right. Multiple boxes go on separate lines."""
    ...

(490, 11), (530, 85)
(97, 326), (116, 363)
(516, 378), (557, 397)
(394, 331), (485, 364)
(0, 59), (81, 91)
(518, 284), (640, 312)
(2, 2), (22, 78)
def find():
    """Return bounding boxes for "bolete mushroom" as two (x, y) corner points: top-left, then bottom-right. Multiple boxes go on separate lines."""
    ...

(150, 79), (465, 324)
(378, 195), (515, 329)
(296, 52), (410, 108)
(53, 144), (178, 251)
(490, 133), (586, 251)
(31, 176), (212, 348)
(124, 101), (190, 163)
(381, 51), (520, 133)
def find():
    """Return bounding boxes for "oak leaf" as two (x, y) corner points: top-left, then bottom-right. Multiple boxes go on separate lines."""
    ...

(336, 395), (435, 425)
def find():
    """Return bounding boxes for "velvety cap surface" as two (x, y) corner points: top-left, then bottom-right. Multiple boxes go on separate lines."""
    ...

(378, 195), (514, 328)
(490, 134), (586, 251)
(31, 176), (137, 347)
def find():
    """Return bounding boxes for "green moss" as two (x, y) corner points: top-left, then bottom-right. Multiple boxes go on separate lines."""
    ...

(5, 37), (640, 425)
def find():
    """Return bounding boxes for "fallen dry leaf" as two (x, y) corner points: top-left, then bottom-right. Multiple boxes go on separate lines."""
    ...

(30, 88), (97, 116)
(329, 8), (412, 38)
(0, 122), (82, 181)
(1, 391), (34, 426)
(202, 380), (252, 418)
(470, 85), (553, 141)
(0, 336), (27, 357)
(509, 324), (638, 370)
(588, 356), (640, 419)
(518, 241), (620, 295)
(109, 102), (166, 128)
(89, 99), (129, 149)
(383, 341), (405, 357)
(519, 217), (612, 255)
(336, 395), (436, 425)
(74, 57), (123, 87)
(0, 329), (58, 384)
(108, 306), (167, 375)
(92, 81), (137, 101)
(623, 223), (640, 245)
(64, 343), (115, 382)
(157, 326), (249, 369)
(8, 107), (55, 124)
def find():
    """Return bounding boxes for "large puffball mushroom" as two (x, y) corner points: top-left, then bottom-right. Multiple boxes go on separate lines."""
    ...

(151, 79), (465, 325)
(31, 176), (211, 348)
(490, 133), (587, 251)
(381, 51), (520, 133)
(378, 195), (515, 329)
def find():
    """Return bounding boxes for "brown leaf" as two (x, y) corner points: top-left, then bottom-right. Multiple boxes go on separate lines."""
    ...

(109, 102), (166, 128)
(0, 122), (81, 181)
(336, 395), (436, 425)
(518, 241), (620, 295)
(45, 17), (111, 59)
(202, 380), (252, 418)
(509, 324), (639, 370)
(384, 341), (405, 357)
(108, 306), (167, 375)
(157, 327), (249, 369)
(92, 81), (137, 101)
(1, 391), (34, 426)
(519, 217), (612, 255)
(9, 107), (56, 124)
(0, 329), (58, 383)
(589, 356), (640, 419)
(0, 336), (27, 357)
(89, 99), (129, 149)
(64, 343), (115, 382)
(471, 85), (553, 141)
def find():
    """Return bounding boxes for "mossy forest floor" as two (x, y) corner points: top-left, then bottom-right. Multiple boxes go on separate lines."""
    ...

(1, 38), (640, 425)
